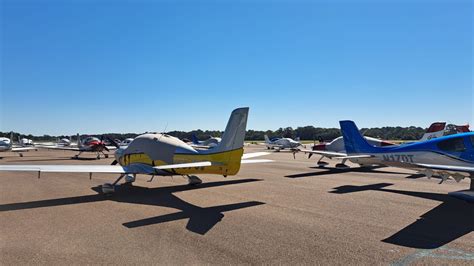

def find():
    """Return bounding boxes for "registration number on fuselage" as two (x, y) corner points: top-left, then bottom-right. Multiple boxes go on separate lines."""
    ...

(382, 154), (414, 163)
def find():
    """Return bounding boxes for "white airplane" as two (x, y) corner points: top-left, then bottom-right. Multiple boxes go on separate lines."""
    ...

(17, 137), (35, 147)
(264, 135), (302, 150)
(0, 133), (37, 157)
(304, 122), (449, 167)
(0, 107), (272, 193)
(57, 136), (74, 146)
(191, 134), (221, 149)
(119, 138), (134, 147)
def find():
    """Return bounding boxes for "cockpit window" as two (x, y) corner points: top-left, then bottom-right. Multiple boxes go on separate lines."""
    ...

(437, 137), (466, 152)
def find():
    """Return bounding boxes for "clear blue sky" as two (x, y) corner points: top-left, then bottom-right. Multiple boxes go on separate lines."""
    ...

(1, 0), (472, 135)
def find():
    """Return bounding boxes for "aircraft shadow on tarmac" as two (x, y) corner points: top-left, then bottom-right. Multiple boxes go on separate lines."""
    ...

(0, 178), (264, 235)
(330, 183), (473, 249)
(285, 166), (425, 179)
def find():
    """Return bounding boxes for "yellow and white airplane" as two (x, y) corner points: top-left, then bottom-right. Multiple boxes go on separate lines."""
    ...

(0, 108), (272, 193)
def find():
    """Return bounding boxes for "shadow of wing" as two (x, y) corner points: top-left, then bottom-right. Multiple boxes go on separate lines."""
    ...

(0, 194), (104, 212)
(383, 199), (474, 249)
(123, 201), (264, 235)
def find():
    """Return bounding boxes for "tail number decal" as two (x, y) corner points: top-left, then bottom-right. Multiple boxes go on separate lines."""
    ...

(382, 154), (414, 163)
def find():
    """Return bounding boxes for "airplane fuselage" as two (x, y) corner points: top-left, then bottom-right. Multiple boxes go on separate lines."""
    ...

(114, 133), (243, 176)
(348, 133), (474, 176)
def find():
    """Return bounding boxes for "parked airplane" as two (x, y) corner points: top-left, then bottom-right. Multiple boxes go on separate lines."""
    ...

(0, 108), (272, 193)
(57, 136), (74, 146)
(120, 138), (134, 147)
(17, 136), (35, 147)
(190, 134), (221, 149)
(0, 133), (37, 157)
(305, 122), (449, 167)
(318, 120), (474, 201)
(264, 135), (302, 150)
(40, 134), (116, 159)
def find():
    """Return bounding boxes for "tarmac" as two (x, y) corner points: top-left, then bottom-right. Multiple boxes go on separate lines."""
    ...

(0, 145), (473, 264)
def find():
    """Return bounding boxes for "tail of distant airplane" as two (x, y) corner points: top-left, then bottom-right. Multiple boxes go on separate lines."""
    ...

(191, 134), (200, 145)
(340, 121), (379, 154)
(264, 135), (271, 144)
(9, 132), (13, 148)
(419, 122), (446, 141)
(455, 124), (470, 133)
(77, 133), (81, 147)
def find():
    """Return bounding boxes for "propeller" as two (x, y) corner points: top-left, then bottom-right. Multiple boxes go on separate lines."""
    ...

(99, 135), (110, 152)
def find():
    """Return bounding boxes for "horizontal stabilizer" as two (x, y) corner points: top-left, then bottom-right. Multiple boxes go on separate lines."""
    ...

(241, 159), (274, 164)
(242, 152), (271, 159)
(154, 161), (219, 170)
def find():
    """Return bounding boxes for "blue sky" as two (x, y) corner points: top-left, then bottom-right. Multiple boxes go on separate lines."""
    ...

(1, 0), (472, 135)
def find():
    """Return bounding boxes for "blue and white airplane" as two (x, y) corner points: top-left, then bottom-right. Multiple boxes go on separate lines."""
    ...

(337, 120), (474, 202)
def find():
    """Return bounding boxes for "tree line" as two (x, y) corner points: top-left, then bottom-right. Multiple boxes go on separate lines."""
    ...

(0, 125), (430, 142)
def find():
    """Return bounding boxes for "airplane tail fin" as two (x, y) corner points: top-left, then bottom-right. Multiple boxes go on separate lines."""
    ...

(419, 122), (446, 141)
(191, 134), (199, 144)
(264, 135), (271, 144)
(9, 132), (13, 148)
(339, 121), (378, 154)
(210, 107), (249, 154)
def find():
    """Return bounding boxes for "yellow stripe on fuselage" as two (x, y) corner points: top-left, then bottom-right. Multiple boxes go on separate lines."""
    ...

(118, 148), (244, 176)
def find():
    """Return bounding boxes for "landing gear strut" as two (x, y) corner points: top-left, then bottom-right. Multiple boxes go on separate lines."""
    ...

(317, 156), (329, 168)
(335, 159), (349, 170)
(187, 175), (202, 185)
(73, 152), (83, 159)
(101, 174), (136, 194)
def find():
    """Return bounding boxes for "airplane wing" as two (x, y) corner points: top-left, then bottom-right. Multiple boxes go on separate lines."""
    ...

(35, 145), (81, 151)
(11, 147), (38, 152)
(298, 149), (347, 158)
(0, 165), (127, 174)
(415, 163), (474, 174)
(333, 155), (374, 159)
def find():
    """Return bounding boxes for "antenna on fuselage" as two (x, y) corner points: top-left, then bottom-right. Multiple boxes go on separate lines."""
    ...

(157, 122), (169, 141)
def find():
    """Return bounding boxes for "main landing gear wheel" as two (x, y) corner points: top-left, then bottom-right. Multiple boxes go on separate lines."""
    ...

(187, 175), (202, 186)
(317, 161), (329, 168)
(335, 163), (349, 170)
(101, 183), (115, 194)
(101, 174), (127, 194)
(125, 174), (136, 184)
